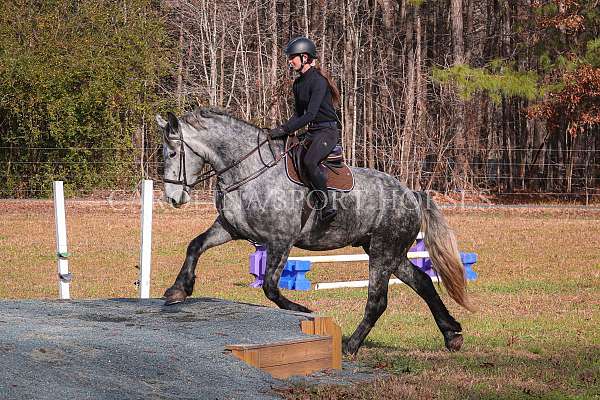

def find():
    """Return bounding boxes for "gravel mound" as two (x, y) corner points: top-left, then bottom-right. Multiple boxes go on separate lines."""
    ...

(0, 298), (376, 399)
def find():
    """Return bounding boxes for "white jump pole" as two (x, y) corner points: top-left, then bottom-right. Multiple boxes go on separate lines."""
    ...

(299, 232), (433, 290)
(314, 276), (440, 290)
(138, 179), (153, 299)
(288, 251), (430, 264)
(53, 181), (71, 299)
(287, 233), (426, 264)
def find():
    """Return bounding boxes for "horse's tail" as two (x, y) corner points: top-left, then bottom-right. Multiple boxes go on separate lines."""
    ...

(413, 191), (475, 312)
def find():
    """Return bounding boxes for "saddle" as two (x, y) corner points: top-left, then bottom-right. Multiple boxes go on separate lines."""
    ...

(285, 135), (354, 192)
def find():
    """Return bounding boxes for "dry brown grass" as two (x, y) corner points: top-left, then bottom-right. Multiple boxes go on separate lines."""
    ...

(0, 200), (598, 398)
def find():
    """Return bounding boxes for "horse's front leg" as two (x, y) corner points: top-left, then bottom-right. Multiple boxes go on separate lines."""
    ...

(164, 216), (236, 305)
(262, 243), (312, 313)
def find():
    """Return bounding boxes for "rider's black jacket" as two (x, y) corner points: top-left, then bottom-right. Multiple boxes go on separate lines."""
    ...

(281, 67), (338, 134)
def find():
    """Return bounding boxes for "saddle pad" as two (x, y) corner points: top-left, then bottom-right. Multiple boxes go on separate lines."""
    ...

(285, 136), (354, 192)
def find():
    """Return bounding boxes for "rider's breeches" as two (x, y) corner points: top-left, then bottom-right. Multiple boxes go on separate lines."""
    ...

(302, 127), (339, 193)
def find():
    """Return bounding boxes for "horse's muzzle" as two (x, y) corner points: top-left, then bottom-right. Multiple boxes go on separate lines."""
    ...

(163, 186), (190, 208)
(167, 196), (182, 208)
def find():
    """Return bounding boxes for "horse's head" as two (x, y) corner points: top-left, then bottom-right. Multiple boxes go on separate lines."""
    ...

(155, 112), (205, 207)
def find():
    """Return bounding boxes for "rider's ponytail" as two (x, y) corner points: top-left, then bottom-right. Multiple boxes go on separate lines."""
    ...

(313, 64), (340, 107)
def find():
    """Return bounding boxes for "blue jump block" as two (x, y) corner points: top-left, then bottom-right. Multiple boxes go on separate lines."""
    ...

(279, 260), (312, 291)
(460, 252), (478, 281)
(248, 246), (313, 290)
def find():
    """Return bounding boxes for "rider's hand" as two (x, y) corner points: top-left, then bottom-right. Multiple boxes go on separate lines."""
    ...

(268, 127), (287, 139)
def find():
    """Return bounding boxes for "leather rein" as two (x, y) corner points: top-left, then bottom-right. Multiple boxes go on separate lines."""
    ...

(162, 129), (301, 194)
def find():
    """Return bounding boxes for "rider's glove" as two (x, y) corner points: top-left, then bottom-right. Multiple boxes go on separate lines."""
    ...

(268, 127), (288, 139)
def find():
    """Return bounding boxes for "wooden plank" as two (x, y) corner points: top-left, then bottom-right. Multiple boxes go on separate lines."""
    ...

(300, 319), (314, 335)
(262, 357), (334, 379)
(301, 317), (342, 370)
(254, 337), (331, 367)
(226, 316), (343, 378)
(246, 348), (261, 368)
(321, 318), (342, 369)
(228, 347), (245, 362)
(226, 336), (326, 351)
(227, 337), (331, 367)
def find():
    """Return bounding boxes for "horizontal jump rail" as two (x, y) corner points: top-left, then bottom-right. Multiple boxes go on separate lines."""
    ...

(314, 276), (440, 290)
(288, 251), (430, 264)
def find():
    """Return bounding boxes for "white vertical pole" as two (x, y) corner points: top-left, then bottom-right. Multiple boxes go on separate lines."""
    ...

(53, 181), (70, 300)
(138, 180), (153, 299)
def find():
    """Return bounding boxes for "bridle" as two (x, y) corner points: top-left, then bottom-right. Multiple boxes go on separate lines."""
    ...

(162, 128), (301, 194)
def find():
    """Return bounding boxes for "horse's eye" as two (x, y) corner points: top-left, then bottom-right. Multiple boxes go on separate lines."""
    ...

(169, 151), (177, 158)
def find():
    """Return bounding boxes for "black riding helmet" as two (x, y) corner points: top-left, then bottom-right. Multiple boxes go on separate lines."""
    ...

(284, 36), (317, 59)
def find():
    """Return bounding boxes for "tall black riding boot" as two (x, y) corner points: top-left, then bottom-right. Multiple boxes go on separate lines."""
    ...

(305, 150), (338, 224)
(318, 189), (337, 224)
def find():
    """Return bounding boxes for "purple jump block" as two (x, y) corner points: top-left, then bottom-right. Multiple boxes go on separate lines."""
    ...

(409, 236), (427, 270)
(414, 251), (478, 281)
(249, 245), (267, 288)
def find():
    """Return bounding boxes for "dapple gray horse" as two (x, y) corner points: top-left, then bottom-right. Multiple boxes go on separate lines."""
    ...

(155, 107), (473, 355)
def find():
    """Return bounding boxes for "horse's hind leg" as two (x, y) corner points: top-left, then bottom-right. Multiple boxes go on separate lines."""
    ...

(393, 257), (464, 351)
(164, 216), (236, 305)
(344, 246), (395, 355)
(262, 243), (312, 313)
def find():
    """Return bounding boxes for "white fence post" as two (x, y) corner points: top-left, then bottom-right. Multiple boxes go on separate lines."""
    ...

(53, 181), (71, 299)
(138, 180), (153, 299)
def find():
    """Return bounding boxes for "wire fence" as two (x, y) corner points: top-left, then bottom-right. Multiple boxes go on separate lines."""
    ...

(1, 146), (599, 203)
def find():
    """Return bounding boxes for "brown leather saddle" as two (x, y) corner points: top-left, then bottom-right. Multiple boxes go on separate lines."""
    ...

(285, 135), (354, 192)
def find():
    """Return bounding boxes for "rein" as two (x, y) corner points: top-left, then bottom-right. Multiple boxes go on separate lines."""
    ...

(163, 129), (301, 193)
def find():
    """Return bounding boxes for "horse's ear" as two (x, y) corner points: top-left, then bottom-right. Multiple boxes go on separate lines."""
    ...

(167, 112), (180, 133)
(155, 114), (168, 130)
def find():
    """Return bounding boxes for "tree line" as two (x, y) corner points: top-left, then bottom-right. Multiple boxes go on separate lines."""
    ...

(1, 0), (598, 199)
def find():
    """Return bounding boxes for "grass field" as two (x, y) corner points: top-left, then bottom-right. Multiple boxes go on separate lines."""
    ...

(0, 199), (598, 399)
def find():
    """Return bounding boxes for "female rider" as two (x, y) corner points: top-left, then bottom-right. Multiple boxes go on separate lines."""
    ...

(269, 36), (341, 224)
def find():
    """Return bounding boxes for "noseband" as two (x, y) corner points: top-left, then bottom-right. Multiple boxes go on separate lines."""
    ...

(162, 129), (300, 193)
(162, 128), (222, 189)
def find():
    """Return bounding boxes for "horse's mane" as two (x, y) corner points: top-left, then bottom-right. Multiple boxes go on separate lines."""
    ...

(182, 107), (261, 132)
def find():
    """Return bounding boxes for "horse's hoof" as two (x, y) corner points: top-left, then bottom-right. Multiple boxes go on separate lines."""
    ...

(342, 342), (358, 356)
(163, 286), (183, 298)
(164, 298), (185, 306)
(342, 343), (350, 355)
(445, 332), (464, 352)
(164, 288), (187, 306)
